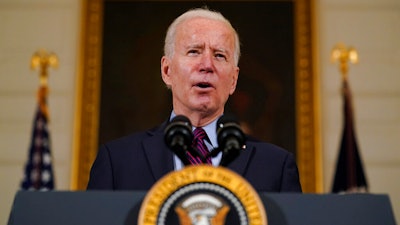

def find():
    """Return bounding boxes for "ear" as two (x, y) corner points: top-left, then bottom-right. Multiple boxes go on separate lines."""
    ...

(161, 56), (172, 87)
(229, 66), (239, 95)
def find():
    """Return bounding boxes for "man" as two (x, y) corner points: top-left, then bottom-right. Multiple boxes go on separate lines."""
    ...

(87, 8), (302, 192)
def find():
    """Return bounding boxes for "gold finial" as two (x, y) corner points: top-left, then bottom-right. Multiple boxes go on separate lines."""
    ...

(330, 43), (358, 81)
(31, 49), (59, 87)
(30, 49), (58, 120)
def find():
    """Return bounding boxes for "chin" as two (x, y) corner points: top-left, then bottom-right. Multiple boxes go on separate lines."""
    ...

(190, 102), (211, 112)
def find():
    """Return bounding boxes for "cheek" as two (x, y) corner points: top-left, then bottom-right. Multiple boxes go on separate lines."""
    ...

(171, 59), (192, 76)
(170, 70), (190, 90)
(174, 66), (195, 86)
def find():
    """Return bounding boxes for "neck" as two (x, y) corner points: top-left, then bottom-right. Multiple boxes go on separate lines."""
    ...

(173, 110), (222, 127)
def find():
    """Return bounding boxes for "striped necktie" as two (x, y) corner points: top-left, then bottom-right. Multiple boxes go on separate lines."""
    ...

(187, 127), (212, 165)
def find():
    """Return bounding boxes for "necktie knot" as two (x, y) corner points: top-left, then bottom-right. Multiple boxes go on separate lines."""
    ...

(188, 127), (212, 165)
(193, 127), (206, 142)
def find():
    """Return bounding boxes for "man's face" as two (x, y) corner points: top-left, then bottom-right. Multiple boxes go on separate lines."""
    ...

(161, 17), (239, 118)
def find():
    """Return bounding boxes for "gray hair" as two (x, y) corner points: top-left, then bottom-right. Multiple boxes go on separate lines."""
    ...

(164, 8), (241, 65)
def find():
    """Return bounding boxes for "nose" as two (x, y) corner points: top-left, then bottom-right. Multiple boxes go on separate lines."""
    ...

(199, 51), (214, 73)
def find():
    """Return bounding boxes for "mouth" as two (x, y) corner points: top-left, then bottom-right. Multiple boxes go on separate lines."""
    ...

(194, 82), (213, 89)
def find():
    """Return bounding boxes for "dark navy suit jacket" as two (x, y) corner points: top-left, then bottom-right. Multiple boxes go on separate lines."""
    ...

(87, 123), (302, 192)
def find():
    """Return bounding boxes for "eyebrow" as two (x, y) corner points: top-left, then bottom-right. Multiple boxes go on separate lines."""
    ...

(185, 43), (204, 49)
(215, 48), (229, 54)
(186, 44), (230, 54)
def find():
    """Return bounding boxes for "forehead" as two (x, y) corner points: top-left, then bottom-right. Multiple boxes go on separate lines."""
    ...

(179, 17), (232, 30)
(176, 17), (235, 45)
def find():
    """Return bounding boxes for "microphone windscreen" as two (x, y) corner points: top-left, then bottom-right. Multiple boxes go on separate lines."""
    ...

(164, 115), (193, 148)
(217, 114), (240, 134)
(216, 114), (246, 167)
(170, 115), (191, 124)
(164, 115), (193, 166)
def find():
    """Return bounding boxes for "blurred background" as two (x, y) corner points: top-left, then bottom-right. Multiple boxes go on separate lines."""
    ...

(0, 0), (399, 223)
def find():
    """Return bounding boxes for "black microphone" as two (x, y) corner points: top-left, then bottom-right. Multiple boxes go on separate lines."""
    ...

(216, 115), (246, 167)
(164, 115), (193, 165)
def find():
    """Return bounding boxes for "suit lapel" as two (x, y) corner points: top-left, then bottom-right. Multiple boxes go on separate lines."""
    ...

(227, 142), (255, 176)
(142, 122), (175, 181)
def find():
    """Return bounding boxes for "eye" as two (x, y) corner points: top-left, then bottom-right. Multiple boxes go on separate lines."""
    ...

(187, 49), (200, 56)
(215, 53), (227, 61)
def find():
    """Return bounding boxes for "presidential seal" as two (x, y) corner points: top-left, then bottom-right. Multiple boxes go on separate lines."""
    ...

(138, 165), (267, 225)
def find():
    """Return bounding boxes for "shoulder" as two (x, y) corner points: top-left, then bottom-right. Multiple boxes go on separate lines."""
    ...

(102, 122), (166, 149)
(245, 136), (294, 161)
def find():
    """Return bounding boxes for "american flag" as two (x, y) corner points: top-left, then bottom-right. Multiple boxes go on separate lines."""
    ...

(21, 99), (55, 191)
